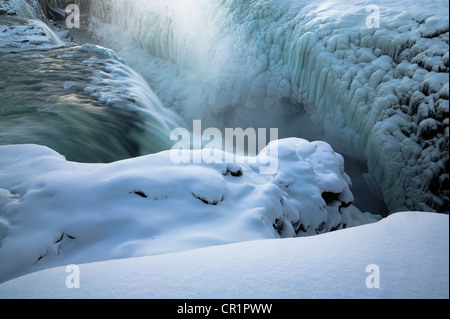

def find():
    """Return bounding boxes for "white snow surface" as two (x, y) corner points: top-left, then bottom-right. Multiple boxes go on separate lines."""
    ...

(0, 211), (447, 299)
(0, 139), (377, 284)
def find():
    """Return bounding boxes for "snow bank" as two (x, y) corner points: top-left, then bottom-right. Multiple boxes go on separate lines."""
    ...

(82, 0), (449, 214)
(0, 139), (376, 283)
(0, 212), (447, 299)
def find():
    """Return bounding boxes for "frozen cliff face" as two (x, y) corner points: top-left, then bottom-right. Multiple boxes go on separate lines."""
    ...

(77, 0), (448, 214)
(0, 139), (376, 283)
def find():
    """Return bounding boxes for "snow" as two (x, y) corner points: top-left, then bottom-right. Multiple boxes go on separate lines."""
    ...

(0, 212), (447, 299)
(0, 139), (377, 284)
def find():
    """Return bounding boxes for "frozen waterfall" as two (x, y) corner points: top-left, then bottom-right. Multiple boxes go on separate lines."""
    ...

(72, 0), (448, 214)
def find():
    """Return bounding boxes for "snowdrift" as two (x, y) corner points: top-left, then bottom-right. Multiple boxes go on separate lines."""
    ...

(0, 139), (378, 284)
(0, 212), (447, 299)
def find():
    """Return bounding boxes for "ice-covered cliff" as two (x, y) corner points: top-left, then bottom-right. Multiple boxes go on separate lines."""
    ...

(0, 0), (44, 18)
(1, 0), (448, 298)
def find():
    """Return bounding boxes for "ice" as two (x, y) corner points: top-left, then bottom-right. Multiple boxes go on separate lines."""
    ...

(0, 16), (63, 52)
(1, 0), (448, 299)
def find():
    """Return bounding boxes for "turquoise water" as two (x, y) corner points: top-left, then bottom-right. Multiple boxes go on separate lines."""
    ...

(0, 16), (185, 163)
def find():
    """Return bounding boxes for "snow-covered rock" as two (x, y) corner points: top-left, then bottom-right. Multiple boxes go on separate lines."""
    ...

(0, 212), (447, 299)
(0, 0), (447, 300)
(0, 139), (376, 283)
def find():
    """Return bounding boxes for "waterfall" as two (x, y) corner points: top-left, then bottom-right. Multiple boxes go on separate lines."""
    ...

(79, 0), (448, 214)
(0, 0), (188, 163)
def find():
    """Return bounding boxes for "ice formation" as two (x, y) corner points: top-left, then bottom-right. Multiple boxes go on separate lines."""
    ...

(2, 0), (448, 213)
(0, 0), (44, 19)
(0, 0), (448, 298)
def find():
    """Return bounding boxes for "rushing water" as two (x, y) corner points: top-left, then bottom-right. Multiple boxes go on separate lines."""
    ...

(0, 15), (186, 163)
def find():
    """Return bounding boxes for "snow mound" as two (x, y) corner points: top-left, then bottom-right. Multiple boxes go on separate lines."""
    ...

(0, 139), (377, 283)
(0, 212), (447, 299)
